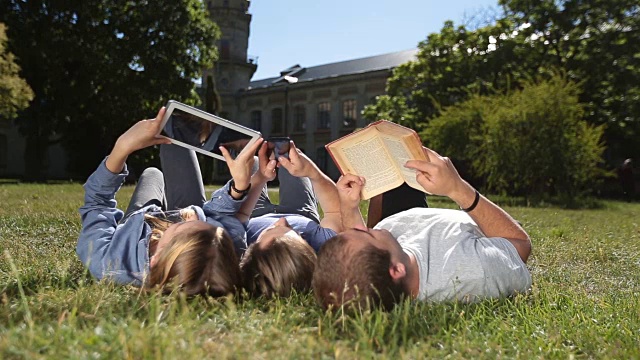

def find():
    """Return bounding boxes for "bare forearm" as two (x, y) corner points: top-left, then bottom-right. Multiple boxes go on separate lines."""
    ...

(236, 176), (268, 223)
(450, 182), (531, 261)
(105, 141), (132, 173)
(308, 170), (340, 215)
(341, 204), (366, 229)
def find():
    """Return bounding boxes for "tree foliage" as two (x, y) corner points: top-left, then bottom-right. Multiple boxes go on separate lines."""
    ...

(424, 75), (606, 199)
(365, 0), (639, 169)
(0, 0), (219, 179)
(0, 23), (33, 120)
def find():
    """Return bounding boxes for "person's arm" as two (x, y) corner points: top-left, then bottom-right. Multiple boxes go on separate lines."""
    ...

(205, 138), (266, 218)
(277, 141), (343, 232)
(78, 108), (172, 284)
(405, 147), (531, 262)
(235, 142), (277, 223)
(335, 174), (367, 230)
(105, 107), (172, 173)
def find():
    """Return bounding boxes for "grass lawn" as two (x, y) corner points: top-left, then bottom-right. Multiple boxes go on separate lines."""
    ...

(1, 183), (639, 359)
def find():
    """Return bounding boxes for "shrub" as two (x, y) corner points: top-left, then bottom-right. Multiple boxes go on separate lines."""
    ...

(424, 74), (606, 199)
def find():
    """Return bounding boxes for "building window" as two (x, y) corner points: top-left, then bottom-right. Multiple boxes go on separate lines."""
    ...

(316, 147), (328, 173)
(317, 102), (331, 130)
(220, 39), (230, 60)
(293, 105), (306, 132)
(342, 99), (357, 128)
(0, 134), (6, 170)
(223, 0), (229, 7)
(251, 110), (262, 131)
(271, 108), (284, 134)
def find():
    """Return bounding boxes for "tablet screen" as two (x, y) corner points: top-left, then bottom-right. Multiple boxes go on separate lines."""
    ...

(159, 102), (260, 160)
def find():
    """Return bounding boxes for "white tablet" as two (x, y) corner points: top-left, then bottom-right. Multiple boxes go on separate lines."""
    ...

(159, 100), (261, 161)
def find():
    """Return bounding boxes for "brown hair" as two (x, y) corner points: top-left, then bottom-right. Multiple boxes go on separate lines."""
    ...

(145, 214), (241, 297)
(240, 234), (316, 298)
(312, 234), (404, 312)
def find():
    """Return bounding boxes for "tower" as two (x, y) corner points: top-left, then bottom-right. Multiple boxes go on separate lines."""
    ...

(204, 0), (257, 121)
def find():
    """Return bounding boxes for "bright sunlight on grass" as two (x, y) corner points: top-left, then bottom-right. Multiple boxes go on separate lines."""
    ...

(1, 184), (639, 358)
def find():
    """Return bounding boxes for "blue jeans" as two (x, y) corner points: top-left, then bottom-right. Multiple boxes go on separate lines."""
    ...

(250, 166), (321, 224)
(124, 144), (205, 218)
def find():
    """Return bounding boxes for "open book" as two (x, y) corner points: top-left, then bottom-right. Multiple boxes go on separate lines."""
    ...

(325, 120), (428, 200)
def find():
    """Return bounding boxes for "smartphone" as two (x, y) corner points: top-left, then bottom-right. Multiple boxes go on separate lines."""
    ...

(266, 137), (291, 160)
(159, 100), (262, 161)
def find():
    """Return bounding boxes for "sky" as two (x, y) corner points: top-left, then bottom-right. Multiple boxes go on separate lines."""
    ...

(248, 0), (501, 81)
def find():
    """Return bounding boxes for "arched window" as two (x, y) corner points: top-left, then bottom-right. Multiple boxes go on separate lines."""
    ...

(293, 105), (306, 132)
(342, 99), (357, 128)
(317, 102), (331, 130)
(316, 147), (328, 173)
(251, 110), (262, 131)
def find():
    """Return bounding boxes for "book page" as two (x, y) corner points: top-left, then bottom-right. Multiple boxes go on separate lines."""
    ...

(380, 134), (422, 190)
(372, 121), (415, 137)
(336, 133), (404, 199)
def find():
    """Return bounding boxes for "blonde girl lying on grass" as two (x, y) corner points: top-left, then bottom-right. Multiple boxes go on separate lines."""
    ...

(77, 107), (263, 296)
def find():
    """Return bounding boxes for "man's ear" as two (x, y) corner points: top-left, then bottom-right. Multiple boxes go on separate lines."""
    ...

(388, 262), (407, 281)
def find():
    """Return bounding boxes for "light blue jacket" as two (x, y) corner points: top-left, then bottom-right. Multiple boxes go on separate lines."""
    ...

(76, 159), (247, 286)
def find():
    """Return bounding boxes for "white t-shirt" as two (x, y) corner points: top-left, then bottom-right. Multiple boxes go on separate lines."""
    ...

(375, 208), (532, 302)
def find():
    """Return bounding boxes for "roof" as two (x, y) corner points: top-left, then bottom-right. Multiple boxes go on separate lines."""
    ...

(248, 48), (419, 90)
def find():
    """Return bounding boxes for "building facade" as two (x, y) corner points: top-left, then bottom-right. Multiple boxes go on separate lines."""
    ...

(206, 0), (417, 179)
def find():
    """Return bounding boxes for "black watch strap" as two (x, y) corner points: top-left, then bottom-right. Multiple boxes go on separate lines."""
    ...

(461, 190), (480, 212)
(229, 179), (251, 198)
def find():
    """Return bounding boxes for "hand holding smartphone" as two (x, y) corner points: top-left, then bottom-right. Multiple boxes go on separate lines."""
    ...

(266, 137), (291, 160)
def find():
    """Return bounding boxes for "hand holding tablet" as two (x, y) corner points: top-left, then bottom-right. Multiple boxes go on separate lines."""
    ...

(159, 100), (262, 161)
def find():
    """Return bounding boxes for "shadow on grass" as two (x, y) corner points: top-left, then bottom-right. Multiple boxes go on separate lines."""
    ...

(429, 195), (607, 210)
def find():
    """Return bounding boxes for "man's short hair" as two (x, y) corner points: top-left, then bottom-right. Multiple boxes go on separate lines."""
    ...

(312, 233), (404, 312)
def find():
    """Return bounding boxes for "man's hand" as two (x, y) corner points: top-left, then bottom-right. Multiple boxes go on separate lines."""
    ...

(336, 174), (365, 209)
(220, 137), (264, 190)
(277, 141), (320, 179)
(404, 147), (467, 199)
(336, 173), (366, 230)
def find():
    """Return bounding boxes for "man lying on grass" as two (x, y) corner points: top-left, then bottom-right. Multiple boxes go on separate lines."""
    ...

(312, 147), (532, 311)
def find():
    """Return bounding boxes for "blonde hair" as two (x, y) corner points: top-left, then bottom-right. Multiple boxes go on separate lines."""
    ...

(240, 234), (316, 298)
(145, 213), (241, 297)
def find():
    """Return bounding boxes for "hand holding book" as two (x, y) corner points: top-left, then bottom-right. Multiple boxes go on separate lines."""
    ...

(325, 120), (429, 200)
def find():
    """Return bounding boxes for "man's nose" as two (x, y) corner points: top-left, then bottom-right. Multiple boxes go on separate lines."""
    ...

(274, 217), (290, 227)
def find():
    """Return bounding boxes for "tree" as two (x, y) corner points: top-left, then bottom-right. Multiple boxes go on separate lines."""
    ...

(201, 73), (222, 183)
(0, 0), (219, 180)
(499, 0), (640, 165)
(365, 0), (639, 170)
(0, 23), (33, 120)
(424, 75), (606, 200)
(364, 19), (532, 129)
